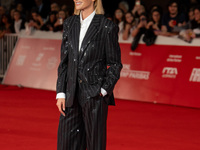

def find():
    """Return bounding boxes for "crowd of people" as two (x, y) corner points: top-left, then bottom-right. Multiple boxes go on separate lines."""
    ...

(114, 0), (200, 49)
(0, 0), (72, 38)
(0, 0), (200, 48)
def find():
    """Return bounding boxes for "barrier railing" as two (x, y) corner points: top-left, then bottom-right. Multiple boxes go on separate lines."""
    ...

(0, 34), (18, 78)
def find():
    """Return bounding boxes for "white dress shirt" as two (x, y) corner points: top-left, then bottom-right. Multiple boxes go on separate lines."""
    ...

(14, 19), (22, 34)
(56, 11), (107, 99)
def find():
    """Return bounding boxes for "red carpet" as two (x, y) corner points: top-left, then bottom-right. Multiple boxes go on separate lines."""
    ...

(0, 84), (200, 150)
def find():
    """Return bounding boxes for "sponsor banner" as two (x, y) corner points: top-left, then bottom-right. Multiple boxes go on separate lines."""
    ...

(3, 38), (61, 91)
(3, 37), (200, 108)
(114, 43), (200, 108)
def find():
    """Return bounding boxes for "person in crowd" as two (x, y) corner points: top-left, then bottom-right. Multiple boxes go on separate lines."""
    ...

(28, 10), (44, 30)
(180, 6), (200, 41)
(113, 8), (124, 33)
(188, 7), (195, 21)
(41, 11), (57, 31)
(122, 12), (135, 40)
(143, 7), (162, 46)
(169, 6), (198, 32)
(157, 0), (186, 36)
(0, 5), (6, 24)
(118, 1), (129, 13)
(10, 8), (15, 21)
(180, 7), (199, 30)
(147, 7), (162, 31)
(33, 0), (50, 20)
(0, 14), (12, 38)
(50, 3), (60, 12)
(61, 4), (72, 17)
(53, 10), (66, 32)
(131, 13), (147, 37)
(131, 0), (146, 22)
(16, 3), (26, 19)
(131, 13), (148, 50)
(10, 10), (25, 33)
(192, 6), (200, 29)
(16, 3), (23, 13)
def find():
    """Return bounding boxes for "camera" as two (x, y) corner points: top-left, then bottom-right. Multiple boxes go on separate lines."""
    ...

(141, 18), (146, 22)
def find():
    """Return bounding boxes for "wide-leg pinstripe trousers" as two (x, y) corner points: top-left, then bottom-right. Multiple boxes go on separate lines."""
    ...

(57, 88), (108, 150)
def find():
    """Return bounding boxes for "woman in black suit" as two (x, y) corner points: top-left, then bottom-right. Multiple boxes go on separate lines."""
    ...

(56, 0), (122, 149)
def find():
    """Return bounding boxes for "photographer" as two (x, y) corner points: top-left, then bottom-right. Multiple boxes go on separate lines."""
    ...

(131, 13), (147, 50)
(143, 7), (162, 46)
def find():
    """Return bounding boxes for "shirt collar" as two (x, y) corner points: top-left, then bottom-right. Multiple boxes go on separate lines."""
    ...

(80, 10), (95, 26)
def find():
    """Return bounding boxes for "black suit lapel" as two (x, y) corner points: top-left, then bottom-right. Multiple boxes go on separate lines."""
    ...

(71, 15), (80, 60)
(79, 14), (101, 61)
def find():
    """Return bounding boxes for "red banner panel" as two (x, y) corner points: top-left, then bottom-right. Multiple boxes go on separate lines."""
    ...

(3, 37), (200, 108)
(3, 38), (61, 91)
(114, 43), (200, 108)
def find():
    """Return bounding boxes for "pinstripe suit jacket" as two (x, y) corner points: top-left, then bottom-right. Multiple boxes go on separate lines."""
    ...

(56, 14), (122, 107)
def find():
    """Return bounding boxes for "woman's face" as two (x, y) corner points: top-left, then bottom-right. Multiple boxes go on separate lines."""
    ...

(32, 12), (38, 20)
(152, 11), (160, 22)
(73, 0), (95, 11)
(17, 4), (23, 12)
(2, 16), (8, 24)
(51, 3), (60, 12)
(125, 13), (133, 23)
(58, 11), (66, 19)
(50, 14), (56, 22)
(189, 10), (194, 21)
(10, 9), (15, 18)
(14, 12), (20, 21)
(194, 9), (200, 22)
(115, 9), (123, 20)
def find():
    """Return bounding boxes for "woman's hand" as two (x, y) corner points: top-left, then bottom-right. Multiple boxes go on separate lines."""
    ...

(146, 21), (154, 29)
(54, 20), (60, 27)
(152, 23), (159, 30)
(56, 98), (66, 116)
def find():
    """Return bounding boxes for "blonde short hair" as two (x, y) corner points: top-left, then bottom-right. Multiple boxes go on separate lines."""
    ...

(74, 0), (104, 15)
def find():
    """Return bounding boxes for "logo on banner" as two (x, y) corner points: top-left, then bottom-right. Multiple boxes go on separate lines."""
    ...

(121, 64), (150, 80)
(47, 57), (58, 70)
(189, 68), (200, 82)
(30, 53), (44, 71)
(162, 67), (178, 78)
(167, 55), (182, 63)
(129, 52), (142, 56)
(16, 55), (27, 66)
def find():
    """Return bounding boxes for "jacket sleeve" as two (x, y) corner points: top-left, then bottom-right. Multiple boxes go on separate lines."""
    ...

(102, 23), (123, 95)
(56, 20), (69, 94)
